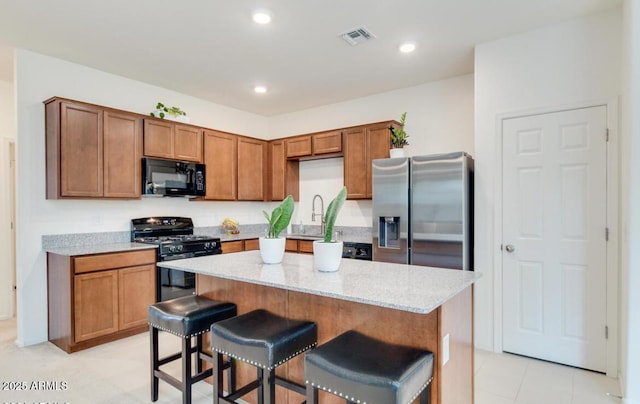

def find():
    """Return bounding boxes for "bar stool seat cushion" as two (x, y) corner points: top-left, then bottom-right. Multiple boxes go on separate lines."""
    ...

(305, 330), (434, 404)
(148, 295), (237, 338)
(211, 309), (317, 370)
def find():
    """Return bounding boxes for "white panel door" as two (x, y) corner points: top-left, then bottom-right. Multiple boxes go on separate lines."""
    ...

(502, 106), (608, 372)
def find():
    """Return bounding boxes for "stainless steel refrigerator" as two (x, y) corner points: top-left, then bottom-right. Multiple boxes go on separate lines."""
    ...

(372, 152), (474, 270)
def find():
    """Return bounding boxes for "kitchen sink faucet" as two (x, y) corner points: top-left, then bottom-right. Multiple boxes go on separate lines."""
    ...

(312, 194), (325, 236)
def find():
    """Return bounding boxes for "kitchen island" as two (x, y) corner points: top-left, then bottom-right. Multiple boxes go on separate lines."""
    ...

(159, 251), (480, 404)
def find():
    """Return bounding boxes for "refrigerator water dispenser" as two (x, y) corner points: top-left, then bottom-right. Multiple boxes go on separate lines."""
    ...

(378, 216), (401, 248)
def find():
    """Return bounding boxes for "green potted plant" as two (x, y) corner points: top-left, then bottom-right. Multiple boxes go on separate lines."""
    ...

(390, 112), (409, 157)
(260, 195), (294, 264)
(150, 102), (190, 123)
(312, 187), (347, 272)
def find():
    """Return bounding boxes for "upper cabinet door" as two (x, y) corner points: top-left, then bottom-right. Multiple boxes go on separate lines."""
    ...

(174, 125), (203, 162)
(60, 102), (104, 197)
(270, 140), (286, 201)
(103, 111), (142, 198)
(237, 137), (266, 201)
(143, 119), (174, 159)
(343, 127), (368, 199)
(286, 136), (312, 158)
(312, 131), (342, 155)
(204, 130), (237, 200)
(365, 124), (392, 198)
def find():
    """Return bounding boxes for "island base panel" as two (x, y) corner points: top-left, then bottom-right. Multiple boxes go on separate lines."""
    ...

(197, 276), (473, 404)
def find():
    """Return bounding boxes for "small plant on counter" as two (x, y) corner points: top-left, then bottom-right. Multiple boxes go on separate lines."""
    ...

(150, 102), (187, 119)
(391, 112), (410, 148)
(322, 187), (347, 242)
(262, 195), (294, 238)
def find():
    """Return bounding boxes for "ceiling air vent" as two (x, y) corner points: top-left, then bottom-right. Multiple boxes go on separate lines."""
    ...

(340, 27), (376, 46)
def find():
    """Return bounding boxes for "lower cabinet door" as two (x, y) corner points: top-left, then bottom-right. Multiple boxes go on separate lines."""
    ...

(74, 270), (119, 342)
(119, 264), (156, 330)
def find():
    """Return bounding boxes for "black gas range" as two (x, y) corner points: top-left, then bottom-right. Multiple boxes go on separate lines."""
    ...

(131, 217), (222, 301)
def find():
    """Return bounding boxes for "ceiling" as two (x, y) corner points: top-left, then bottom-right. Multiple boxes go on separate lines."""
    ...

(0, 0), (621, 116)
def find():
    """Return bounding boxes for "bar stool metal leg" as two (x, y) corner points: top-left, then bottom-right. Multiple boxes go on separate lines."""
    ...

(306, 384), (318, 404)
(420, 384), (431, 404)
(182, 337), (192, 404)
(196, 334), (204, 374)
(150, 326), (159, 402)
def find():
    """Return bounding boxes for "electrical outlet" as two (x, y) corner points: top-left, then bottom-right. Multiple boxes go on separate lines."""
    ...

(442, 334), (450, 366)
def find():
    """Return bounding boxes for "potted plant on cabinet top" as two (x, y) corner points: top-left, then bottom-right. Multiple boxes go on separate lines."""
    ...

(150, 102), (190, 123)
(260, 195), (294, 264)
(313, 187), (347, 272)
(390, 112), (410, 158)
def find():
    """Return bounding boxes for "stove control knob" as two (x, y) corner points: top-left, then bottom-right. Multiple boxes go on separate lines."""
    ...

(177, 245), (184, 252)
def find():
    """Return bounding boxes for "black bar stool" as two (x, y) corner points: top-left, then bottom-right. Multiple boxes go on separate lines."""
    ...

(148, 295), (237, 404)
(304, 330), (434, 404)
(210, 309), (317, 404)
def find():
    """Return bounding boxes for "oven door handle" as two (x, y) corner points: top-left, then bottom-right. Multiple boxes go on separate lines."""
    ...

(161, 253), (193, 261)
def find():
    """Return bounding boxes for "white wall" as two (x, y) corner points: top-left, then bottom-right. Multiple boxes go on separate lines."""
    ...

(273, 75), (475, 228)
(474, 6), (622, 357)
(621, 1), (640, 402)
(0, 78), (16, 320)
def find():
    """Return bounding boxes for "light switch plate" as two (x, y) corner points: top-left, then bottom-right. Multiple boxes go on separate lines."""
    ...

(442, 333), (450, 366)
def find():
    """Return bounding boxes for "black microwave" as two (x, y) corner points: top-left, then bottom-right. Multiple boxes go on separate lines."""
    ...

(142, 157), (205, 197)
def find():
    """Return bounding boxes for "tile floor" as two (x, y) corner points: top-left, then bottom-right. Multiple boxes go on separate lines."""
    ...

(0, 318), (622, 403)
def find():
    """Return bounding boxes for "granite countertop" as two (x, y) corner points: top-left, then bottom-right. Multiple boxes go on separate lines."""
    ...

(158, 251), (480, 314)
(44, 242), (157, 257)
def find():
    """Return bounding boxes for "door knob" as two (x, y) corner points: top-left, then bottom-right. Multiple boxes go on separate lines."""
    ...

(505, 244), (515, 253)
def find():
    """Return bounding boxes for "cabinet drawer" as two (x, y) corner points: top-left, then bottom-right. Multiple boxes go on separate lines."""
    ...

(313, 131), (342, 154)
(244, 239), (260, 251)
(222, 240), (244, 254)
(298, 240), (314, 254)
(74, 249), (156, 274)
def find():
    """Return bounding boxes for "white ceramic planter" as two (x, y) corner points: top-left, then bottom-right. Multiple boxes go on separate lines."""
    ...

(259, 237), (286, 264)
(389, 148), (405, 158)
(313, 240), (343, 272)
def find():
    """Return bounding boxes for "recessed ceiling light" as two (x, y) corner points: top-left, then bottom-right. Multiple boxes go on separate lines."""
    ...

(252, 11), (272, 24)
(399, 42), (417, 53)
(254, 85), (267, 94)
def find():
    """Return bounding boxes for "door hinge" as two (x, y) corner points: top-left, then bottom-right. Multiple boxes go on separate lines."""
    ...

(605, 326), (609, 339)
(605, 227), (609, 241)
(606, 128), (610, 142)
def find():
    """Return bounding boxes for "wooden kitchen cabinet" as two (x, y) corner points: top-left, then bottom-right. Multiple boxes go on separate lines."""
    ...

(237, 137), (267, 201)
(284, 131), (342, 160)
(269, 140), (299, 201)
(104, 111), (143, 198)
(74, 270), (119, 342)
(45, 98), (142, 199)
(244, 238), (260, 251)
(298, 240), (315, 254)
(285, 239), (299, 252)
(204, 130), (237, 200)
(119, 264), (156, 329)
(286, 135), (312, 158)
(143, 119), (203, 162)
(343, 122), (395, 199)
(221, 239), (260, 253)
(312, 130), (342, 155)
(47, 248), (156, 353)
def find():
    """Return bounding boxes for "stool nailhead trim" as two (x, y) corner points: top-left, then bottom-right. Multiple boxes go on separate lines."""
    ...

(147, 322), (210, 339)
(304, 376), (434, 404)
(212, 342), (317, 370)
